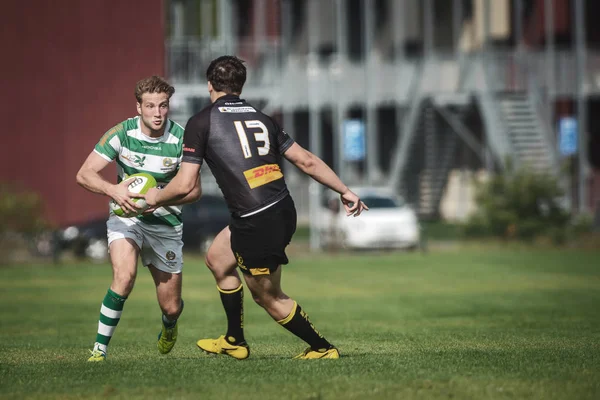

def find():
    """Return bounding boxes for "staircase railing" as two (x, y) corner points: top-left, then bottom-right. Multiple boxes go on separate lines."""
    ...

(388, 58), (426, 195)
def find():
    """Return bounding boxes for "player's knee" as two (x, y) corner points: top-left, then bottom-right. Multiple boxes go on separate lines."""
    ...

(205, 254), (232, 280)
(204, 251), (221, 273)
(161, 300), (182, 320)
(204, 254), (214, 271)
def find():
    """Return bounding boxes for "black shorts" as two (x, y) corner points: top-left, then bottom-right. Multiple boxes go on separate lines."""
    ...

(230, 195), (297, 276)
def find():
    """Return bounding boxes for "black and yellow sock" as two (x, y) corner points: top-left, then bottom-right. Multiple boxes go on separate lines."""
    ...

(278, 301), (332, 351)
(218, 284), (245, 345)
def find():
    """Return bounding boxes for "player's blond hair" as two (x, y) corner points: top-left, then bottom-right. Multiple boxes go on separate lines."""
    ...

(134, 76), (175, 103)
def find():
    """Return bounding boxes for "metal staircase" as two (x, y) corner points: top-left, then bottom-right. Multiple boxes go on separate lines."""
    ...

(418, 104), (463, 219)
(391, 98), (467, 219)
(496, 92), (557, 174)
(397, 90), (559, 219)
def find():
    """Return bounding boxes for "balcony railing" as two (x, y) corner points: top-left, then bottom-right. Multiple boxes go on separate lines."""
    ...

(167, 38), (600, 99)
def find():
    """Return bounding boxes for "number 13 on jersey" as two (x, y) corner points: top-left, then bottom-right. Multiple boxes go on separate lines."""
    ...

(234, 120), (270, 158)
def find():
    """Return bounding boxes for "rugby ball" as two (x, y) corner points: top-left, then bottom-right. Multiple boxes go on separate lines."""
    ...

(110, 173), (157, 218)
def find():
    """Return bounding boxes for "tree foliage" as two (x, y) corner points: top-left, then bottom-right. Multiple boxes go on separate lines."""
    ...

(0, 184), (48, 236)
(464, 167), (570, 242)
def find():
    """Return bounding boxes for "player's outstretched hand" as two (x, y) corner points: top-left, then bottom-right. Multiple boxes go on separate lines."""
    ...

(340, 189), (369, 217)
(110, 178), (144, 215)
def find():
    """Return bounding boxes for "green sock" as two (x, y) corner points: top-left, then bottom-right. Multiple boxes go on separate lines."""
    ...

(93, 288), (127, 353)
(278, 301), (332, 351)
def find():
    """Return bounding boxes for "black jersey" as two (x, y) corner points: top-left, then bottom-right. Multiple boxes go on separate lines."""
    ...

(182, 94), (295, 217)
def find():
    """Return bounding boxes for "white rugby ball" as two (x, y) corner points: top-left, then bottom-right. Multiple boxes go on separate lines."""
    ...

(110, 173), (157, 218)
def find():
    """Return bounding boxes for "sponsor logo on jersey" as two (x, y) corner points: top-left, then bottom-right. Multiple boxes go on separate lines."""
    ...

(142, 145), (161, 150)
(218, 106), (256, 113)
(121, 153), (146, 168)
(132, 155), (146, 167)
(161, 158), (177, 172)
(243, 164), (284, 189)
(183, 146), (195, 153)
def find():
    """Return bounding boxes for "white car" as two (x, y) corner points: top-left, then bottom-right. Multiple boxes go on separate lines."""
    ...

(319, 187), (421, 250)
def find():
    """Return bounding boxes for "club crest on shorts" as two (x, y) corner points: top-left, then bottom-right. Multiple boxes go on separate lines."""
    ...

(235, 252), (247, 271)
(166, 251), (176, 261)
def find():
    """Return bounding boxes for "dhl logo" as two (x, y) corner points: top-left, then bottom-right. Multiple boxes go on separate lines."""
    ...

(243, 164), (284, 189)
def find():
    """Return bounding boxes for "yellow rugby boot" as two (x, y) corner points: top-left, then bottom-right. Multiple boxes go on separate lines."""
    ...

(157, 321), (178, 354)
(293, 346), (340, 359)
(87, 349), (106, 362)
(197, 335), (249, 360)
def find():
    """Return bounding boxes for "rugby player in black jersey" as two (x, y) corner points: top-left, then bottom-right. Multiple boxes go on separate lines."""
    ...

(143, 56), (368, 359)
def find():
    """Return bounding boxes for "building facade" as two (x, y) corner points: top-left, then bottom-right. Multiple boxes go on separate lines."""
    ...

(166, 0), (600, 222)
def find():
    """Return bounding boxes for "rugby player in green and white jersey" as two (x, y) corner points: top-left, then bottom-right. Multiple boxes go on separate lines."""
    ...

(76, 76), (200, 361)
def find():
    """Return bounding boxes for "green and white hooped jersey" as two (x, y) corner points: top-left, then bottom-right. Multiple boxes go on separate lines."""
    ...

(94, 116), (185, 227)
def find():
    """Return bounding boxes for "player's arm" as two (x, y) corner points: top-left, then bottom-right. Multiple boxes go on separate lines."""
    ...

(168, 179), (202, 205)
(75, 151), (141, 215)
(283, 142), (368, 216)
(142, 177), (201, 215)
(144, 162), (201, 207)
(75, 152), (113, 196)
(284, 143), (348, 193)
(143, 110), (208, 208)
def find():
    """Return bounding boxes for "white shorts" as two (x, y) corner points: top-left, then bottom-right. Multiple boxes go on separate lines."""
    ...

(107, 215), (184, 274)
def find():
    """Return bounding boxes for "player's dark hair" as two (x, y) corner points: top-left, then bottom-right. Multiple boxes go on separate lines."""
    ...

(135, 76), (175, 103)
(206, 56), (247, 94)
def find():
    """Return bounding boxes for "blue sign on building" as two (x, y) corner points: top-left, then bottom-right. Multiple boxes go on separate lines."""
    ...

(343, 120), (365, 161)
(558, 117), (578, 157)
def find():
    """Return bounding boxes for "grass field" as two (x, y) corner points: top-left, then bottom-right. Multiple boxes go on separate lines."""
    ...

(0, 247), (599, 399)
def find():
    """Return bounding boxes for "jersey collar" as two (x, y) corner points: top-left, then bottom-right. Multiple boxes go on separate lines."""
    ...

(135, 116), (171, 140)
(215, 94), (242, 103)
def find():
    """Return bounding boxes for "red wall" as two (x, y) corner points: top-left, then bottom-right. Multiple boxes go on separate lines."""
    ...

(1, 1), (165, 226)
(239, 0), (280, 64)
(523, 0), (571, 46)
